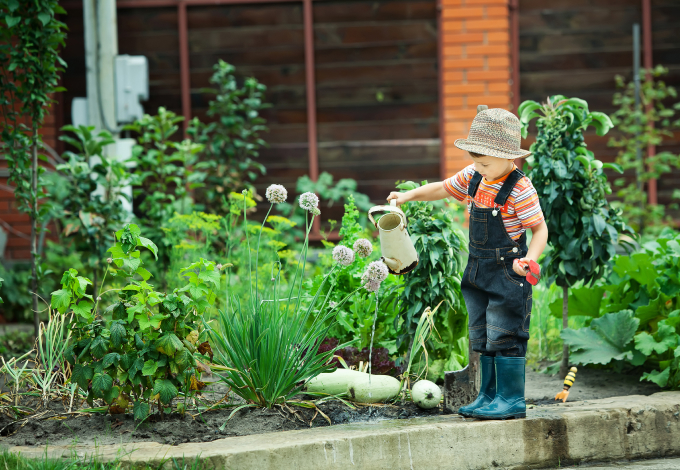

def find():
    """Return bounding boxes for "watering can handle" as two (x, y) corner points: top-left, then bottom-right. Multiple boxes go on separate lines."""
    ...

(368, 199), (408, 229)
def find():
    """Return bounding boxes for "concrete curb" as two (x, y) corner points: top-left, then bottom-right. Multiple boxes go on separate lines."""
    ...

(8, 392), (680, 470)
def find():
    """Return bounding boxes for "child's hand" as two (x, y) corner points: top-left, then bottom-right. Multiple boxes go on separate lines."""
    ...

(386, 192), (409, 206)
(512, 258), (531, 277)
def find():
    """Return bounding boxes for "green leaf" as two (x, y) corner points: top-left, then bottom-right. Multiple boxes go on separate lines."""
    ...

(37, 12), (51, 26)
(550, 286), (604, 318)
(156, 333), (183, 357)
(133, 401), (150, 421)
(593, 214), (606, 236)
(137, 267), (152, 281)
(72, 300), (94, 319)
(153, 379), (178, 405)
(602, 163), (624, 174)
(561, 310), (639, 365)
(110, 322), (126, 348)
(142, 360), (158, 376)
(5, 16), (20, 28)
(90, 336), (109, 359)
(7, 0), (20, 12)
(50, 289), (71, 314)
(590, 111), (614, 136)
(613, 254), (659, 288)
(198, 269), (220, 288)
(641, 368), (670, 387)
(136, 313), (168, 330)
(634, 321), (679, 356)
(102, 353), (120, 368)
(139, 237), (158, 259)
(71, 364), (94, 390)
(174, 348), (194, 371)
(102, 385), (120, 404)
(92, 372), (113, 397)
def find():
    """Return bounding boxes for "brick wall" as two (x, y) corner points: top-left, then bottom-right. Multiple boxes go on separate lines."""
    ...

(440, 0), (512, 177)
(0, 107), (60, 261)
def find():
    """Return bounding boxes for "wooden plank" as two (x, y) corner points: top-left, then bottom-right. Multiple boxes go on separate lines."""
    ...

(314, 0), (436, 23)
(519, 7), (639, 33)
(187, 4), (302, 28)
(318, 120), (439, 141)
(313, 22), (436, 47)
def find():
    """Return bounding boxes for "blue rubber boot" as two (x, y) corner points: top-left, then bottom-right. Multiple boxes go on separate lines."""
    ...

(457, 355), (496, 417)
(472, 356), (526, 420)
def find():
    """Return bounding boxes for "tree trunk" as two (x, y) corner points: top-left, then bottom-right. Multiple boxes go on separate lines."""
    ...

(31, 139), (39, 338)
(560, 284), (569, 379)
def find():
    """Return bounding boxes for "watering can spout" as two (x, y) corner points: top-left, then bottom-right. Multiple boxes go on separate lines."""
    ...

(381, 257), (400, 271)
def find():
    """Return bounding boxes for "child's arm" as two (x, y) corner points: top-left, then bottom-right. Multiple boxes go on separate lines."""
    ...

(514, 220), (548, 276)
(386, 182), (450, 206)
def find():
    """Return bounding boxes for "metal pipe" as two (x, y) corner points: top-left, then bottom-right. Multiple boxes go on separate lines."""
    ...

(633, 24), (643, 196)
(303, 0), (320, 234)
(437, 0), (445, 179)
(178, 1), (191, 136)
(509, 0), (520, 114)
(642, 0), (656, 205)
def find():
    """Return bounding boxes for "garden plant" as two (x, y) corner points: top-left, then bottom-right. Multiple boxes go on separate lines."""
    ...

(0, 0), (67, 335)
(519, 95), (636, 376)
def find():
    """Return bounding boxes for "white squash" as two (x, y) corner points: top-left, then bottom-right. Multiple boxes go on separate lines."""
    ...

(347, 374), (401, 403)
(305, 368), (368, 395)
(411, 380), (441, 409)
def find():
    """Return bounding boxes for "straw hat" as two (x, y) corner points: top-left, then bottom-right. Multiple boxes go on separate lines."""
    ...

(454, 106), (531, 159)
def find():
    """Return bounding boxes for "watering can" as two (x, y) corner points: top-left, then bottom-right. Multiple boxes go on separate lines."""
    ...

(368, 200), (419, 275)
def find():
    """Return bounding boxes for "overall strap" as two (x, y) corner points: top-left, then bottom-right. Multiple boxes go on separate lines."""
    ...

(468, 171), (484, 198)
(493, 168), (525, 206)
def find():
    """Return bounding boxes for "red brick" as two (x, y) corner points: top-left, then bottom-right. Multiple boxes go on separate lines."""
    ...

(464, 0), (509, 4)
(443, 33), (484, 45)
(0, 201), (8, 211)
(442, 20), (464, 33)
(442, 0), (463, 5)
(467, 44), (508, 56)
(443, 96), (464, 108)
(466, 18), (509, 32)
(444, 83), (486, 95)
(445, 58), (485, 69)
(486, 6), (508, 17)
(442, 7), (485, 19)
(487, 31), (510, 43)
(489, 82), (511, 93)
(0, 213), (30, 223)
(444, 121), (469, 134)
(7, 249), (31, 260)
(465, 94), (511, 107)
(443, 45), (463, 57)
(488, 56), (510, 68)
(443, 71), (464, 82)
(467, 70), (509, 81)
(7, 237), (31, 248)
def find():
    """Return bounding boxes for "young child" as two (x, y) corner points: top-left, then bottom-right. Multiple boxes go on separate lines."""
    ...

(387, 107), (548, 420)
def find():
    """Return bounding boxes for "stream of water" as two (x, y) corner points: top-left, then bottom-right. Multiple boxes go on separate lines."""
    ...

(367, 292), (379, 399)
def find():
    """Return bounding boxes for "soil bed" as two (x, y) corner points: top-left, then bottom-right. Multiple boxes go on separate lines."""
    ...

(0, 366), (662, 448)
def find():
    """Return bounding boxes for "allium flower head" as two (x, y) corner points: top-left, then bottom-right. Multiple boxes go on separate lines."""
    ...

(265, 184), (287, 204)
(364, 280), (381, 293)
(299, 192), (319, 212)
(311, 207), (321, 216)
(353, 239), (373, 258)
(362, 260), (389, 292)
(332, 245), (355, 266)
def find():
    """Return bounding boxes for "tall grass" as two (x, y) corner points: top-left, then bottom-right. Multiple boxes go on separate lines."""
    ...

(206, 190), (355, 410)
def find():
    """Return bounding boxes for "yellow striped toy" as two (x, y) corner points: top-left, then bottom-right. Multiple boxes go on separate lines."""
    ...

(555, 367), (577, 403)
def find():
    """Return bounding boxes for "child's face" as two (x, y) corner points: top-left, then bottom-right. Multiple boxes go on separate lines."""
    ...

(470, 154), (515, 181)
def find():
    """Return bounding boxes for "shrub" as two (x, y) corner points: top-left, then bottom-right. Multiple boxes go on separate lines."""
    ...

(560, 227), (680, 389)
(52, 224), (219, 419)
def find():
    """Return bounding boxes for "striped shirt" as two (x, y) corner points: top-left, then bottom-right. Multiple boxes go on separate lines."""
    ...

(443, 164), (545, 240)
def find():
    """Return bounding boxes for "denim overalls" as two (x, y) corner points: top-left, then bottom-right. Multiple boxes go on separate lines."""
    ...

(461, 168), (532, 357)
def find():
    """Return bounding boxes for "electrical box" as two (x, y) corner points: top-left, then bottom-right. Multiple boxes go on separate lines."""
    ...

(115, 55), (149, 123)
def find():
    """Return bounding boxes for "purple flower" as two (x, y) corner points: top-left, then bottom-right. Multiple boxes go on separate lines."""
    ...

(265, 184), (288, 204)
(332, 245), (355, 266)
(353, 239), (373, 258)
